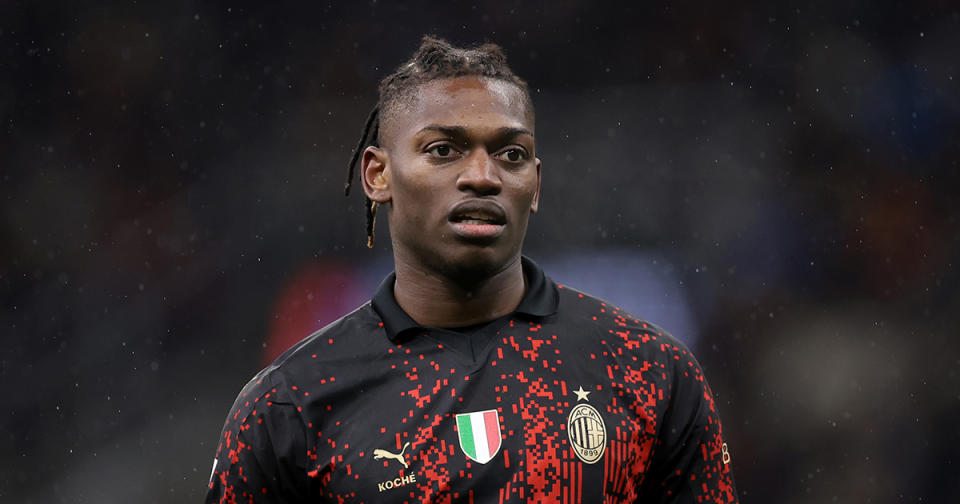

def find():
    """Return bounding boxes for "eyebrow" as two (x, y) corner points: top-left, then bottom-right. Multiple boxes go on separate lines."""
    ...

(416, 124), (534, 139)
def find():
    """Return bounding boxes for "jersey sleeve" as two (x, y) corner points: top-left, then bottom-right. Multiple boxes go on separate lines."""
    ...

(205, 374), (308, 503)
(640, 343), (739, 503)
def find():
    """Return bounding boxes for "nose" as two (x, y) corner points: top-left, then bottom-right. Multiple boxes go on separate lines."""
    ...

(456, 150), (502, 195)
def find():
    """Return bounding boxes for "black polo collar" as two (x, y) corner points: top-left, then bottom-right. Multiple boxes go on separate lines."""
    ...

(371, 256), (559, 342)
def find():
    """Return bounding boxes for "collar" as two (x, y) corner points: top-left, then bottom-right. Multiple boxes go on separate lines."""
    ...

(371, 256), (559, 342)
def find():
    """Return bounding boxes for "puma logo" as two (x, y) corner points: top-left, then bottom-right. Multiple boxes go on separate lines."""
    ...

(373, 442), (410, 469)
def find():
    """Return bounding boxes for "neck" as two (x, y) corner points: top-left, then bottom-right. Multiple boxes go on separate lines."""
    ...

(392, 253), (526, 328)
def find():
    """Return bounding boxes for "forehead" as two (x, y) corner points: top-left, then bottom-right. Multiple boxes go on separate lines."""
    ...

(380, 77), (533, 146)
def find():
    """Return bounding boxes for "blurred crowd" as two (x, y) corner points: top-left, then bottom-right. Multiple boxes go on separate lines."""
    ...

(2, 1), (958, 502)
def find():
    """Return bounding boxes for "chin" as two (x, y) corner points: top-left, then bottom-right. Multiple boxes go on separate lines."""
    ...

(434, 242), (521, 284)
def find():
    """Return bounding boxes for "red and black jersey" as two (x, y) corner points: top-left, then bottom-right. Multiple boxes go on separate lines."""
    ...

(205, 257), (738, 503)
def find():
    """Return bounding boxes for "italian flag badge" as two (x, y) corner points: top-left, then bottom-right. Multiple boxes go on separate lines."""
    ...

(455, 409), (502, 464)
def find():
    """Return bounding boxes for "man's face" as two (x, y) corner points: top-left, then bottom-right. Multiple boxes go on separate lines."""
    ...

(365, 77), (541, 281)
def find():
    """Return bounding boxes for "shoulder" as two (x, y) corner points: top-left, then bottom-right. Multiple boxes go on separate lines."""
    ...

(555, 284), (721, 421)
(227, 302), (387, 419)
(552, 284), (707, 381)
(554, 285), (685, 347)
(270, 301), (386, 369)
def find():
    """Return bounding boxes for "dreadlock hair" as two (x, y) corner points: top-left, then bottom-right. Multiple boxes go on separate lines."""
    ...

(344, 35), (532, 248)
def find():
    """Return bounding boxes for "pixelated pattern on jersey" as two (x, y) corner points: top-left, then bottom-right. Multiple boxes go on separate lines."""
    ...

(207, 285), (738, 503)
(580, 292), (736, 503)
(209, 378), (307, 503)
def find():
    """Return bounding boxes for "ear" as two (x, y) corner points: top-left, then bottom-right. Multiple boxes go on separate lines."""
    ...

(361, 146), (391, 203)
(530, 157), (542, 213)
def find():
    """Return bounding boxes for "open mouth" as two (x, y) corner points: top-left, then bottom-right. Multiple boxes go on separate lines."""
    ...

(448, 200), (507, 225)
(450, 212), (506, 226)
(448, 200), (507, 240)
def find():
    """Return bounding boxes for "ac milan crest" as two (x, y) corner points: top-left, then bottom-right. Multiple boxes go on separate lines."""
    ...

(568, 386), (606, 464)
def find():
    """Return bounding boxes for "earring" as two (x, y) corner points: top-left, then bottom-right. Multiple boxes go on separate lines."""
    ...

(367, 201), (379, 248)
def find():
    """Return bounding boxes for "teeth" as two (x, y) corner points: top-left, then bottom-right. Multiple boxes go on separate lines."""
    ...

(457, 212), (494, 223)
(451, 206), (505, 225)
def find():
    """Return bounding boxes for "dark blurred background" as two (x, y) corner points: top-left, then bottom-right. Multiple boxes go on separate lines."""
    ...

(2, 1), (958, 502)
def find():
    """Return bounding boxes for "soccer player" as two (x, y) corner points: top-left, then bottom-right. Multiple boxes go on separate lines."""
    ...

(205, 36), (738, 503)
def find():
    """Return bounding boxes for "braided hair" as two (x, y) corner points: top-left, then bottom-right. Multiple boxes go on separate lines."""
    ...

(344, 35), (532, 248)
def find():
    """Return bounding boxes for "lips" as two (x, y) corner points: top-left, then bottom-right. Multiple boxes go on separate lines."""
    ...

(448, 200), (507, 225)
(448, 200), (507, 241)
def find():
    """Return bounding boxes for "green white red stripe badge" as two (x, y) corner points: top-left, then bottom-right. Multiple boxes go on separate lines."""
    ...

(455, 409), (501, 464)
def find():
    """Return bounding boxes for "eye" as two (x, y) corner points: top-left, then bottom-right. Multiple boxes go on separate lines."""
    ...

(495, 148), (527, 163)
(427, 143), (459, 158)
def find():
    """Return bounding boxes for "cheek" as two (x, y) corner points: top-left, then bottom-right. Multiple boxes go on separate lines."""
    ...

(392, 171), (430, 205)
(389, 170), (441, 222)
(510, 171), (540, 206)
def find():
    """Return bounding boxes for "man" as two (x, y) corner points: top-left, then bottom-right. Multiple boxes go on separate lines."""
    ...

(205, 36), (738, 503)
